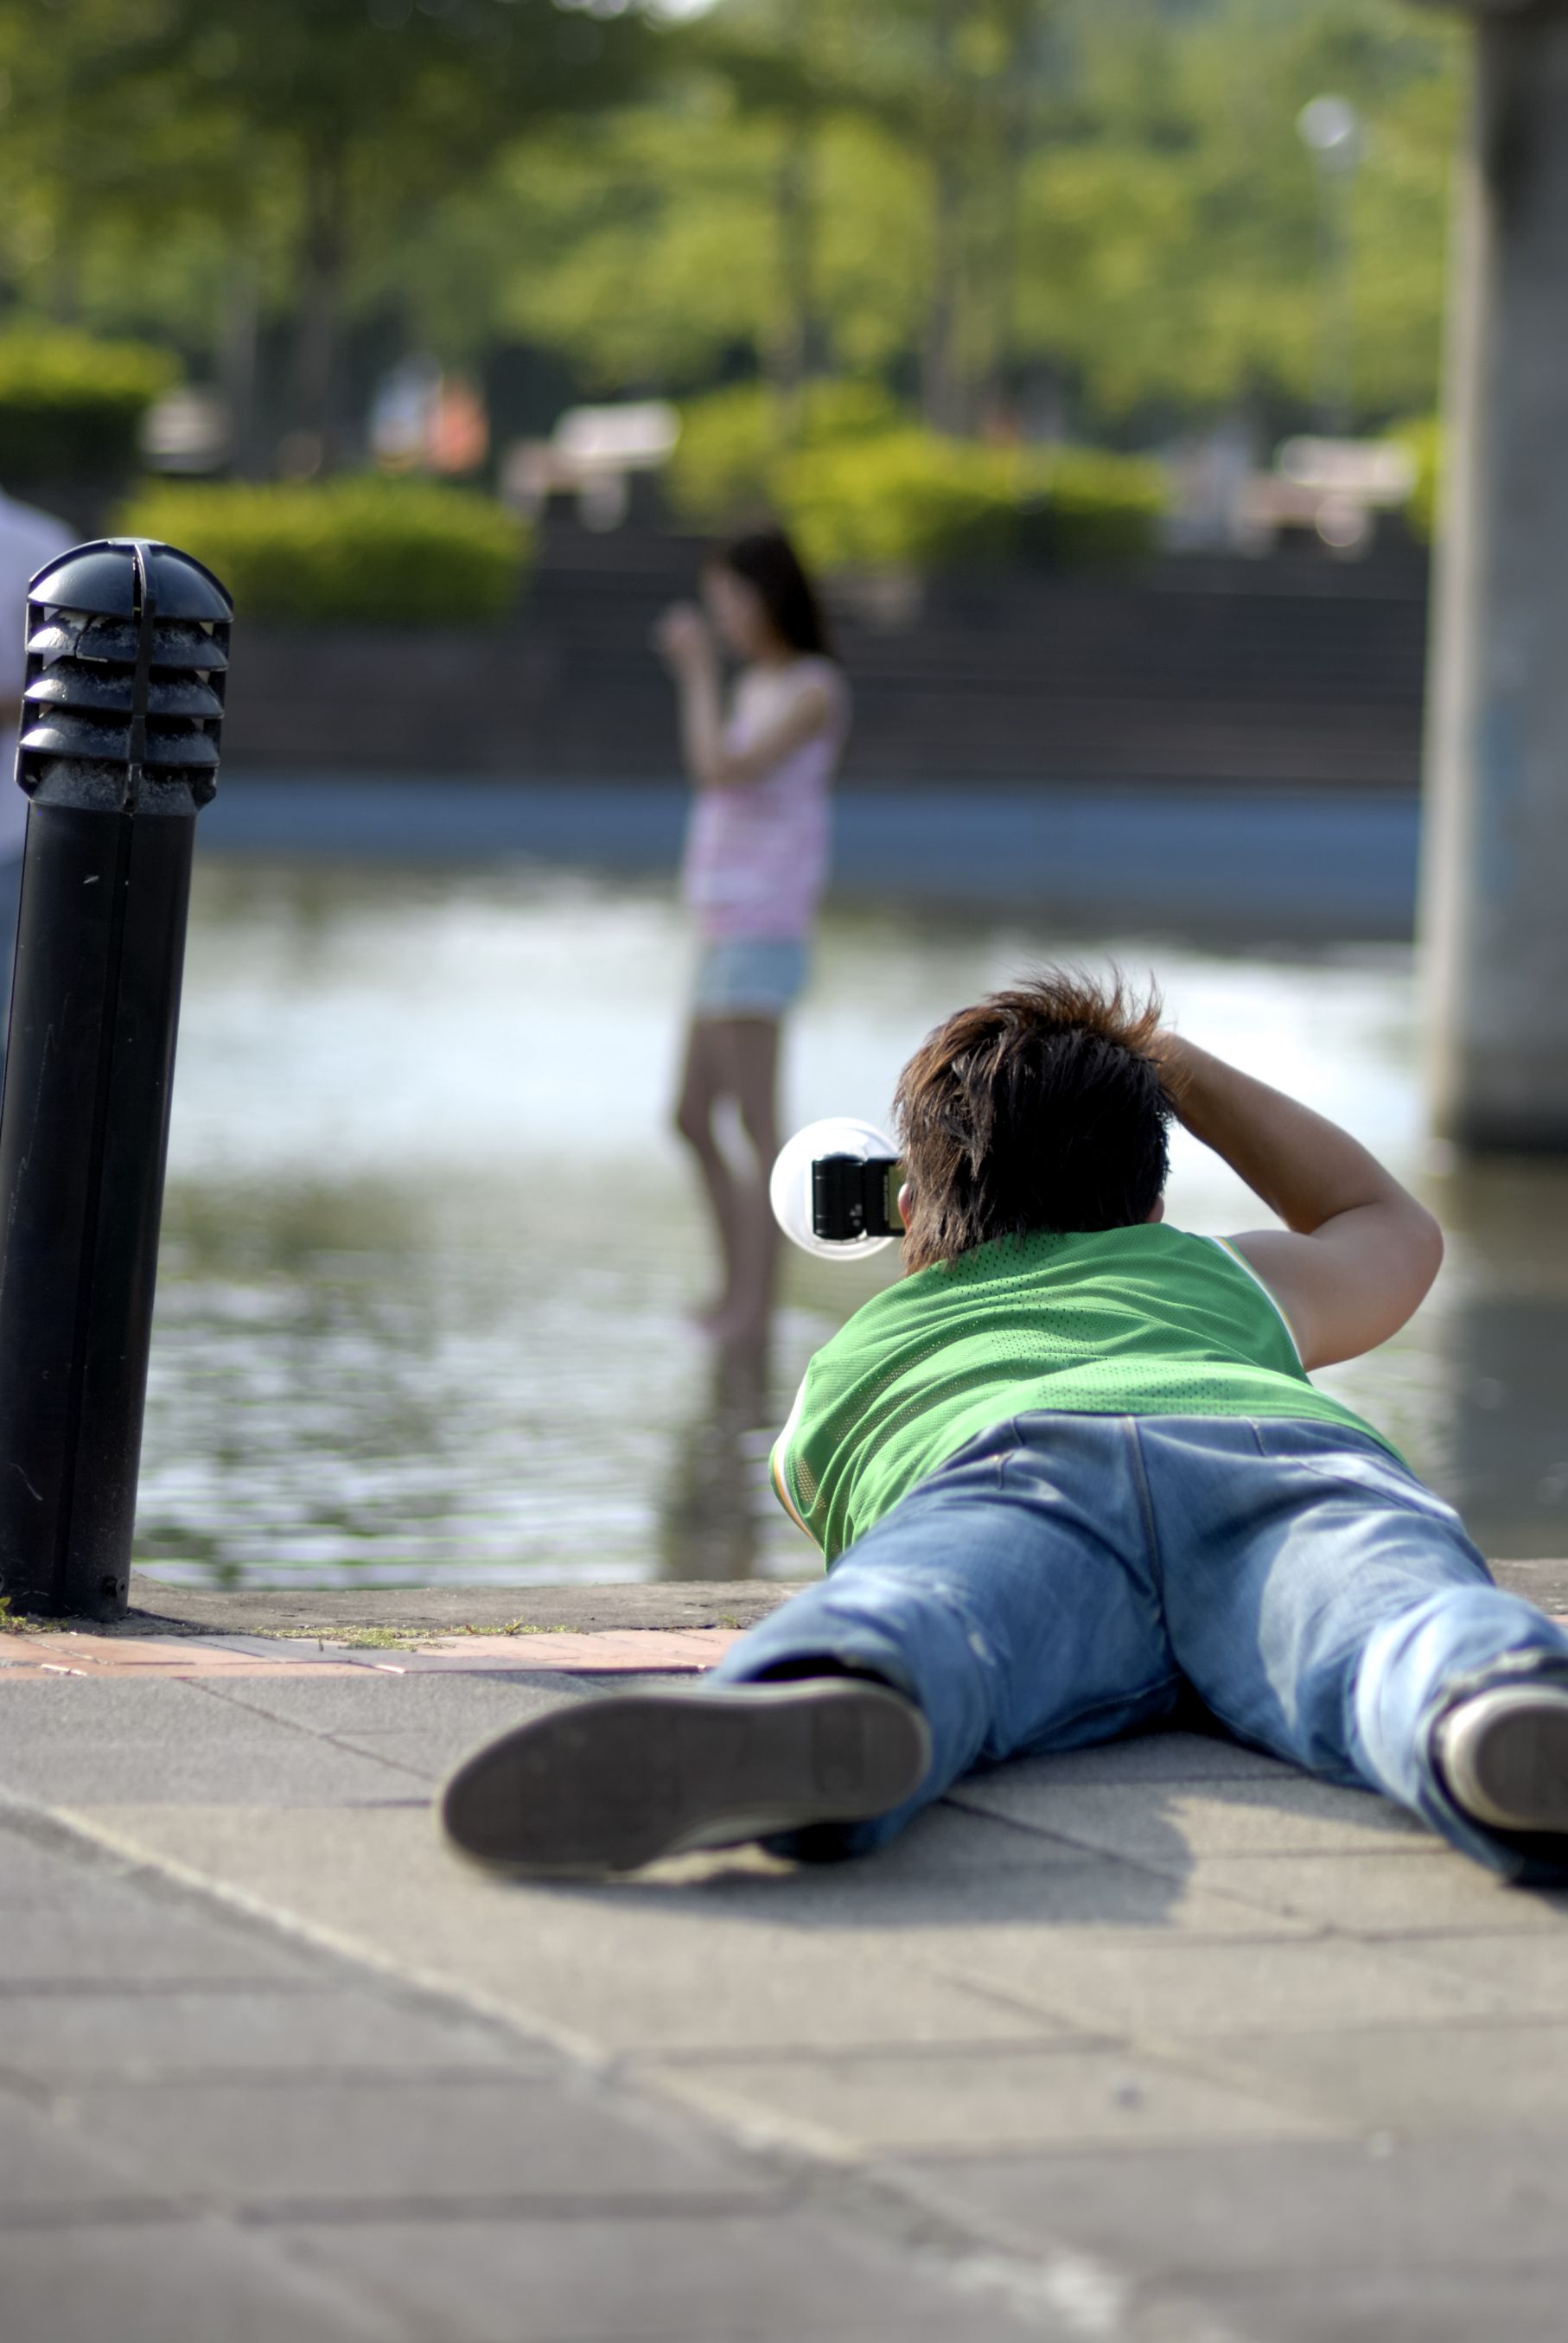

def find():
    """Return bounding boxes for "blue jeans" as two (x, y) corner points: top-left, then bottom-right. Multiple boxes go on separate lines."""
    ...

(714, 1413), (1568, 1878)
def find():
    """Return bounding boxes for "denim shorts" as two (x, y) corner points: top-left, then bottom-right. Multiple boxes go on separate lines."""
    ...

(692, 935), (809, 1018)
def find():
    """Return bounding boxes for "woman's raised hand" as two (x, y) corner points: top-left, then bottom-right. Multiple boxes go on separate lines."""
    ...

(652, 602), (714, 672)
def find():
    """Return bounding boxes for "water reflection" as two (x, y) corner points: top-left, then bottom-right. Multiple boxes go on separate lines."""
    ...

(656, 1337), (774, 1582)
(134, 856), (1568, 1586)
(1418, 1158), (1568, 1555)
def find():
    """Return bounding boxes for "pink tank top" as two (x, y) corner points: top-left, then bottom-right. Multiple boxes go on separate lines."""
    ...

(680, 658), (847, 942)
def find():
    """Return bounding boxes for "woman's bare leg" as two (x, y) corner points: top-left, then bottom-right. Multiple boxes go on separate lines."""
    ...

(673, 1016), (747, 1324)
(706, 1015), (782, 1347)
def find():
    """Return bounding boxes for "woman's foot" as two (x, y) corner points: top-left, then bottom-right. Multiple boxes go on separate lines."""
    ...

(699, 1293), (770, 1349)
(439, 1679), (931, 1878)
(687, 1290), (737, 1334)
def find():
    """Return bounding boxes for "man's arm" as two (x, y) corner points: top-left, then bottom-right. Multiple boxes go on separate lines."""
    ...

(1157, 1033), (1444, 1370)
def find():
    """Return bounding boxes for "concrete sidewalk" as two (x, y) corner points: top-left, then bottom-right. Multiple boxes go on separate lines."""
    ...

(6, 1577), (1568, 2341)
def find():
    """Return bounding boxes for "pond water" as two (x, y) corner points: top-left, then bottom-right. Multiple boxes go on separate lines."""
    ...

(136, 855), (1568, 1588)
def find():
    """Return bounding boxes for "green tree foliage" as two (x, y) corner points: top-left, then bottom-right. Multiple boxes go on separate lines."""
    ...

(1011, 0), (1461, 422)
(0, 0), (657, 465)
(411, 0), (1459, 434)
(0, 0), (1463, 467)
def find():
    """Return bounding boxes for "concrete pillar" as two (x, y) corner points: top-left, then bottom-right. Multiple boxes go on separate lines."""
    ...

(1423, 4), (1568, 1146)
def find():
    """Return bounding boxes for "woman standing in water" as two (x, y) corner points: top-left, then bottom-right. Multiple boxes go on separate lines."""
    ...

(655, 528), (849, 1348)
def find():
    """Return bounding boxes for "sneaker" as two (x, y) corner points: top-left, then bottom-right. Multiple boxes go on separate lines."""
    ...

(439, 1678), (932, 1878)
(1435, 1682), (1568, 1834)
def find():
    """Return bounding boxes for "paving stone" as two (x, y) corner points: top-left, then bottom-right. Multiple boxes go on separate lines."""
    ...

(61, 2072), (785, 2206)
(705, 1843), (1311, 1938)
(279, 2208), (1042, 2342)
(518, 1938), (1067, 2057)
(902, 2133), (1568, 2286)
(327, 1727), (507, 1783)
(954, 1730), (1296, 1791)
(371, 1892), (1068, 2056)
(0, 1874), (324, 1986)
(1382, 1927), (1568, 2010)
(926, 1927), (1514, 2035)
(56, 1798), (1321, 2091)
(194, 1672), (590, 1735)
(0, 2087), (181, 2212)
(1207, 2018), (1568, 2133)
(0, 2219), (404, 2343)
(948, 1773), (1431, 1863)
(0, 1682), (425, 1804)
(1179, 1850), (1568, 1935)
(379, 1629), (741, 1673)
(783, 1797), (1096, 1880)
(0, 1815), (141, 1905)
(1173, 2262), (1568, 2343)
(641, 2041), (1336, 2156)
(0, 1677), (266, 1739)
(0, 1985), (553, 2084)
(4, 1738), (424, 1807)
(59, 1799), (1074, 2057)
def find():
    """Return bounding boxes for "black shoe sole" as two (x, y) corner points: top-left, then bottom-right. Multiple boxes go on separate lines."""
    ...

(1446, 1691), (1568, 1834)
(438, 1680), (931, 1878)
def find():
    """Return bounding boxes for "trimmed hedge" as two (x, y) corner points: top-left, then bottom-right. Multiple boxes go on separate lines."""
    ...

(779, 431), (1166, 575)
(669, 380), (1165, 573)
(667, 380), (902, 530)
(1391, 416), (1440, 542)
(1017, 447), (1170, 568)
(0, 330), (175, 489)
(777, 431), (1018, 571)
(118, 479), (531, 625)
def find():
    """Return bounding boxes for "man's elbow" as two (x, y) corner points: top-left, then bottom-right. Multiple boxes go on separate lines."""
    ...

(1400, 1200), (1445, 1300)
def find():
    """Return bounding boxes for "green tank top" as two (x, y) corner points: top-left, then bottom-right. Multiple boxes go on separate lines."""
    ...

(771, 1223), (1398, 1561)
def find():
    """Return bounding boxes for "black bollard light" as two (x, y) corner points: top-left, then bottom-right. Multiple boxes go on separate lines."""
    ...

(0, 539), (232, 1621)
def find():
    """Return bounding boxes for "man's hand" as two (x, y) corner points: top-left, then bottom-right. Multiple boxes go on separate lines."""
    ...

(1157, 1031), (1443, 1370)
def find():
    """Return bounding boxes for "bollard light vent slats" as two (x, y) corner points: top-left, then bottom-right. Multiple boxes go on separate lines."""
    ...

(24, 667), (226, 721)
(26, 614), (230, 672)
(18, 538), (231, 816)
(18, 711), (222, 769)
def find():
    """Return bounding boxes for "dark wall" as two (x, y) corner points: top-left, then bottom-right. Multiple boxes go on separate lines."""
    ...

(219, 524), (1429, 793)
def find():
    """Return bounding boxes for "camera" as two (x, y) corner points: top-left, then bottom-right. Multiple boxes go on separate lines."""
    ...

(812, 1152), (902, 1242)
(769, 1119), (904, 1261)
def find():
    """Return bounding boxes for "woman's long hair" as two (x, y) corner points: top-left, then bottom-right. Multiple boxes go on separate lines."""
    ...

(711, 527), (836, 661)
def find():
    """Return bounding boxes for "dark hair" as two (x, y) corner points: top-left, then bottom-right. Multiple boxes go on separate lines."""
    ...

(710, 527), (835, 660)
(893, 969), (1176, 1269)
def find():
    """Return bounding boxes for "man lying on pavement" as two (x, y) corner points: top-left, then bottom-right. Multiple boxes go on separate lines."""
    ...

(441, 969), (1568, 1883)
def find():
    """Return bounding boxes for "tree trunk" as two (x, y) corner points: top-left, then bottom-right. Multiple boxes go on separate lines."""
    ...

(978, 6), (1037, 436)
(289, 142), (350, 476)
(767, 117), (815, 438)
(921, 0), (967, 437)
(219, 256), (262, 479)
